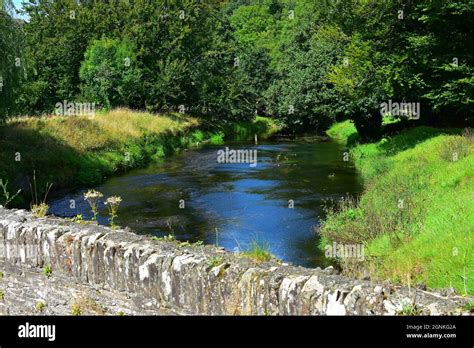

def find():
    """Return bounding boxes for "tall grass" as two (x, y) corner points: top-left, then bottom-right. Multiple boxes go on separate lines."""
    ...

(242, 240), (272, 262)
(0, 109), (280, 207)
(0, 109), (200, 205)
(323, 122), (474, 295)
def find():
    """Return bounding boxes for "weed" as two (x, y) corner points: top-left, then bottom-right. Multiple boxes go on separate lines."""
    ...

(68, 214), (91, 225)
(71, 295), (105, 315)
(438, 136), (471, 162)
(242, 240), (272, 262)
(462, 128), (474, 143)
(43, 264), (52, 278)
(397, 301), (422, 316)
(105, 195), (122, 229)
(178, 240), (204, 248)
(35, 301), (46, 312)
(208, 256), (222, 268)
(0, 179), (21, 207)
(83, 189), (103, 221)
(29, 170), (52, 218)
(71, 303), (82, 316)
(32, 203), (49, 218)
(151, 234), (176, 242)
(320, 196), (367, 244)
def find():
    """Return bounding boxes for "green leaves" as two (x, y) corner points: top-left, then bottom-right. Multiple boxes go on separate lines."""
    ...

(80, 38), (142, 109)
(0, 6), (25, 118)
(3, 0), (472, 131)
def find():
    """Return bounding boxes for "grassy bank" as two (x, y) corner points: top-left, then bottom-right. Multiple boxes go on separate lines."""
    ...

(323, 120), (473, 295)
(0, 109), (280, 207)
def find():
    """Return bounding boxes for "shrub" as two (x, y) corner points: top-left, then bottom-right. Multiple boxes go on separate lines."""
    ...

(80, 38), (142, 109)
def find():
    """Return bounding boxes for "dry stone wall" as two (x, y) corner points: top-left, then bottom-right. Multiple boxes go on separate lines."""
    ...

(0, 207), (469, 315)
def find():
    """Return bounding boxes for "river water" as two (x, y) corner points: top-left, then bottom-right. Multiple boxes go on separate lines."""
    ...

(49, 139), (362, 268)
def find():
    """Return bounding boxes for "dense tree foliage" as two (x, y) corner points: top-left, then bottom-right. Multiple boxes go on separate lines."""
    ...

(0, 0), (25, 119)
(265, 25), (349, 132)
(80, 38), (142, 108)
(0, 0), (472, 136)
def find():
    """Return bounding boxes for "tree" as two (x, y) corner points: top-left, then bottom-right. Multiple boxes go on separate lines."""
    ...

(347, 0), (473, 127)
(6, 0), (473, 131)
(80, 38), (142, 109)
(409, 0), (474, 125)
(265, 25), (350, 133)
(329, 34), (387, 140)
(0, 0), (24, 119)
(230, 3), (277, 115)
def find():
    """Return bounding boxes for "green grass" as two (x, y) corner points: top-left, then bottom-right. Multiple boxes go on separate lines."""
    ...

(208, 256), (223, 268)
(326, 120), (359, 146)
(324, 122), (474, 295)
(71, 303), (82, 316)
(0, 109), (279, 207)
(326, 116), (401, 147)
(242, 240), (273, 262)
(463, 300), (474, 312)
(222, 115), (282, 142)
(43, 264), (52, 278)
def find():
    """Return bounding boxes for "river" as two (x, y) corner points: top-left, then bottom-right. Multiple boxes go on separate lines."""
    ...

(49, 139), (362, 268)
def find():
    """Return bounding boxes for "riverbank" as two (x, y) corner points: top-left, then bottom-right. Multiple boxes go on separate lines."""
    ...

(323, 120), (474, 296)
(0, 109), (280, 207)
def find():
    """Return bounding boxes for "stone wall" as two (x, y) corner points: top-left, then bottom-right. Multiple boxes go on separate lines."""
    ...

(0, 207), (470, 315)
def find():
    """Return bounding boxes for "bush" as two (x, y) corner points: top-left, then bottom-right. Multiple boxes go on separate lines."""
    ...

(264, 25), (349, 133)
(80, 38), (143, 109)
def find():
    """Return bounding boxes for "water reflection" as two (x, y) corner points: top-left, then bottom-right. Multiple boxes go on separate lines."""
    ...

(49, 140), (362, 268)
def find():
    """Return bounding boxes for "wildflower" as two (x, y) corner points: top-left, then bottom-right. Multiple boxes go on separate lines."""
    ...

(83, 189), (103, 221)
(105, 195), (122, 230)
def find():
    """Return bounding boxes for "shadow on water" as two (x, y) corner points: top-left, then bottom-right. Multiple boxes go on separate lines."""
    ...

(49, 139), (363, 268)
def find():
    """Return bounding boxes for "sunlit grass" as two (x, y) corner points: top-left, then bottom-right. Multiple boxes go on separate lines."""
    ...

(326, 119), (357, 145)
(0, 109), (200, 205)
(0, 109), (279, 208)
(6, 108), (199, 153)
(324, 122), (474, 295)
(242, 240), (272, 262)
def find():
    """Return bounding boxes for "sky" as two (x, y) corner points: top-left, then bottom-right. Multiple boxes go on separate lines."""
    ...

(11, 0), (28, 20)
